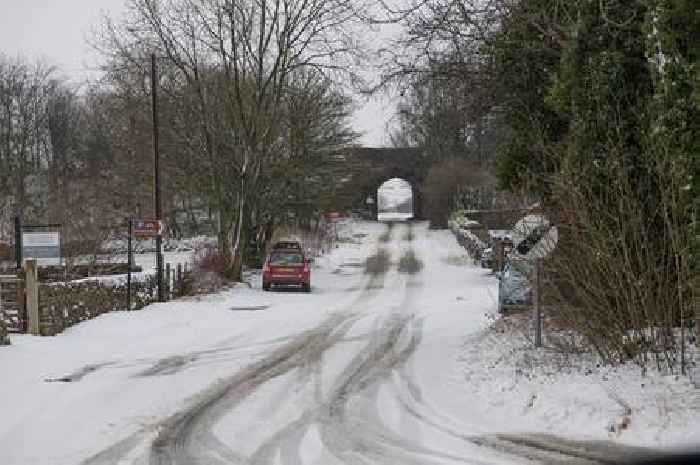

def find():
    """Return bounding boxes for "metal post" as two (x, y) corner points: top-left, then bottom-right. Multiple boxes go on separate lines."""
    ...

(14, 216), (21, 270)
(681, 256), (688, 375)
(151, 53), (164, 303)
(176, 263), (182, 297)
(127, 218), (132, 311)
(533, 259), (543, 348)
(165, 263), (171, 301)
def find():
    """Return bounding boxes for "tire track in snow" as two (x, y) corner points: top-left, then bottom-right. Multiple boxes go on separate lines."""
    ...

(247, 223), (500, 465)
(81, 224), (394, 465)
(82, 222), (644, 465)
(249, 223), (635, 465)
(148, 226), (398, 465)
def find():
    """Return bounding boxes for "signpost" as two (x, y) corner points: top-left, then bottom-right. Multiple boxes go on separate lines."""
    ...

(510, 214), (558, 349)
(130, 218), (165, 304)
(533, 259), (542, 347)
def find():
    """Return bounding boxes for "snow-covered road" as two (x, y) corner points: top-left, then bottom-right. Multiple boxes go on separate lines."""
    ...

(0, 221), (665, 464)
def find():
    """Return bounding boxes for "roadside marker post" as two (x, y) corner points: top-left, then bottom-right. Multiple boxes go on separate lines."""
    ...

(165, 263), (171, 301)
(533, 259), (543, 348)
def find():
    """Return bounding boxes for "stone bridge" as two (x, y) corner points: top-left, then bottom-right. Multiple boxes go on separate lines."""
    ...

(339, 147), (427, 219)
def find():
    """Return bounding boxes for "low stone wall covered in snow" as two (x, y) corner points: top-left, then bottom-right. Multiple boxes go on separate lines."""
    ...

(38, 281), (137, 336)
(37, 271), (192, 336)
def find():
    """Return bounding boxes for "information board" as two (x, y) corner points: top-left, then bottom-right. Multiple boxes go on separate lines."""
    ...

(22, 231), (61, 265)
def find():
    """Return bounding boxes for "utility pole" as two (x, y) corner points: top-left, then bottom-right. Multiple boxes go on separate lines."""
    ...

(152, 53), (164, 302)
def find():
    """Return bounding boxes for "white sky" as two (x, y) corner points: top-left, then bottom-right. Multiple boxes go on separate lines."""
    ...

(0, 0), (394, 147)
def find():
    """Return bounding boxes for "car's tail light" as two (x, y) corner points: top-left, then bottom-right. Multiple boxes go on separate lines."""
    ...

(263, 262), (270, 273)
(303, 263), (309, 274)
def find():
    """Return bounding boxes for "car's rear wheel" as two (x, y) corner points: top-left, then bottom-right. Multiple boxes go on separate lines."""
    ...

(302, 283), (311, 293)
(263, 281), (271, 291)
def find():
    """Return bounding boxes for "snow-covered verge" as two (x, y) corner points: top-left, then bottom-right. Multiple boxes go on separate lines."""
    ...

(458, 316), (700, 449)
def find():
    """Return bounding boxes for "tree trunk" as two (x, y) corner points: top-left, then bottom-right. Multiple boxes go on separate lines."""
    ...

(217, 207), (233, 269)
(228, 189), (247, 281)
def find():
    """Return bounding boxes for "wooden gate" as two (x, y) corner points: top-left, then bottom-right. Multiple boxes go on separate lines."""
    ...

(0, 273), (25, 333)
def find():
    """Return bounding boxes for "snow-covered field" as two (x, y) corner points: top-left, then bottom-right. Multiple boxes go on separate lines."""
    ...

(68, 251), (195, 286)
(0, 220), (697, 465)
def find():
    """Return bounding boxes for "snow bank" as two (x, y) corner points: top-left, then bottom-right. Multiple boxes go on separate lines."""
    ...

(459, 318), (700, 449)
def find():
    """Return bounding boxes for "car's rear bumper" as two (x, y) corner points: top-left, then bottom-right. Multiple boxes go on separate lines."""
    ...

(263, 275), (309, 285)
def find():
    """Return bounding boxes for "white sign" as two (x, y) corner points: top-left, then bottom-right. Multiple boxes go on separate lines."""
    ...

(23, 231), (61, 265)
(23, 232), (60, 247)
(511, 214), (558, 260)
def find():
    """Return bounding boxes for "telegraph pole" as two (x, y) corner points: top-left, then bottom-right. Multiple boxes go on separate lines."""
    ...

(151, 53), (164, 302)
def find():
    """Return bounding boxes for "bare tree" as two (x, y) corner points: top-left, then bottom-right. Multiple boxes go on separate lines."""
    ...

(96, 0), (367, 278)
(0, 55), (54, 229)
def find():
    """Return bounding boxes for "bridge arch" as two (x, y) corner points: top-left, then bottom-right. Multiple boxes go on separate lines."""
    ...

(347, 147), (426, 220)
(377, 178), (414, 221)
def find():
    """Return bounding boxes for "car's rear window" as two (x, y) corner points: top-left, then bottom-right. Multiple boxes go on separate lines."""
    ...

(269, 252), (303, 265)
(273, 241), (301, 250)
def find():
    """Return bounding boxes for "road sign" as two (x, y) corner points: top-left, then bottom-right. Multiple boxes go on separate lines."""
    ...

(133, 219), (164, 237)
(511, 214), (557, 259)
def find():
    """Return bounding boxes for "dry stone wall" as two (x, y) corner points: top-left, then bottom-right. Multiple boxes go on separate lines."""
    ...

(37, 270), (193, 336)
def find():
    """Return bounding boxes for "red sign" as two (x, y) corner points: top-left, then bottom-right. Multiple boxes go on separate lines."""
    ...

(325, 212), (342, 221)
(133, 219), (164, 237)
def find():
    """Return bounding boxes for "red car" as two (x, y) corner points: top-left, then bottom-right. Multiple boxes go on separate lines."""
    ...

(262, 248), (311, 292)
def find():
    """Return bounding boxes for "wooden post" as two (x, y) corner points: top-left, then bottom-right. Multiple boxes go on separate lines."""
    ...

(25, 259), (40, 336)
(17, 273), (25, 332)
(0, 279), (8, 345)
